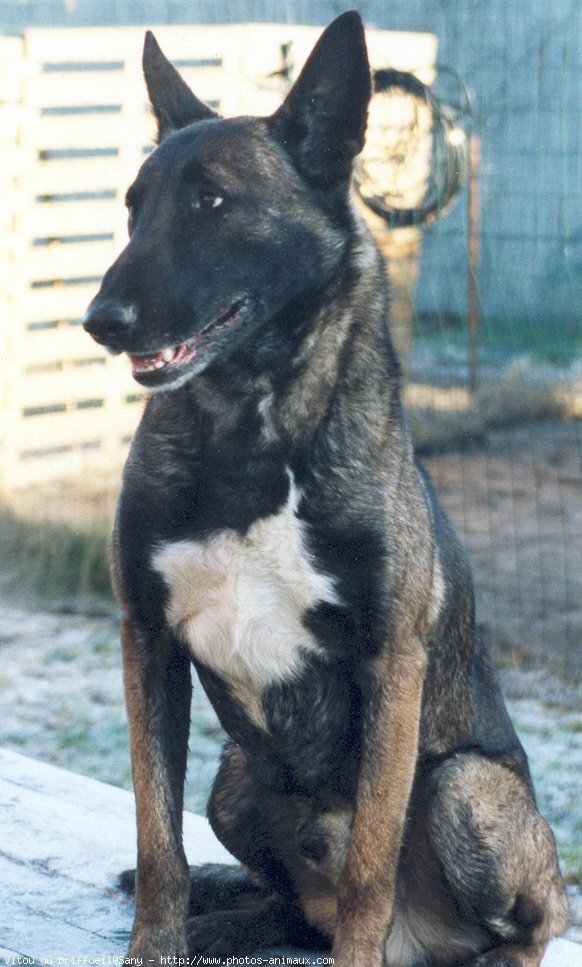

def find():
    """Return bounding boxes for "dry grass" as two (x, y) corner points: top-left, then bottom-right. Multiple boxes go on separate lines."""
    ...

(407, 366), (576, 453)
(0, 502), (112, 606)
(5, 474), (118, 531)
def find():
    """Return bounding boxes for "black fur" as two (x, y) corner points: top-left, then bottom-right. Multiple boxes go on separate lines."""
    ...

(83, 13), (566, 966)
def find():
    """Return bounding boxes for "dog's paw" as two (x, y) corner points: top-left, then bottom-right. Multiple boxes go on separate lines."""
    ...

(186, 909), (262, 958)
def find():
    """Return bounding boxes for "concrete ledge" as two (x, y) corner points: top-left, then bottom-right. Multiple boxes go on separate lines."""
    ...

(0, 748), (232, 960)
(0, 748), (580, 965)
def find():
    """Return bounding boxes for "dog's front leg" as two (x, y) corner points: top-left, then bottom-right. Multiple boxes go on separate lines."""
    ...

(121, 617), (193, 963)
(332, 635), (427, 967)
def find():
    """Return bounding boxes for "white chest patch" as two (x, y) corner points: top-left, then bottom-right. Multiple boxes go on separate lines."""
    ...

(151, 475), (339, 704)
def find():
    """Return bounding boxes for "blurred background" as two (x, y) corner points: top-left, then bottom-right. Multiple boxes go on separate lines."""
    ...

(0, 0), (580, 926)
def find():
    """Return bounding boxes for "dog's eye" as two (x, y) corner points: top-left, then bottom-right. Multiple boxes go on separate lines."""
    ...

(200, 193), (224, 211)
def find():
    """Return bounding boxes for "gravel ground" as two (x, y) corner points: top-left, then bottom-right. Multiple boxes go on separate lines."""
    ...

(0, 604), (580, 939)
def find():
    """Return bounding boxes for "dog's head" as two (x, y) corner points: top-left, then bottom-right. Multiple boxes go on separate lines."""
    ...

(83, 12), (372, 390)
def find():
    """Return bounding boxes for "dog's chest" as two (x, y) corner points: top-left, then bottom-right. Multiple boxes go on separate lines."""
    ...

(151, 476), (338, 696)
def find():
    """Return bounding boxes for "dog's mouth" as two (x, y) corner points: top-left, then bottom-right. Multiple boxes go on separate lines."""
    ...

(128, 341), (197, 376)
(128, 299), (249, 387)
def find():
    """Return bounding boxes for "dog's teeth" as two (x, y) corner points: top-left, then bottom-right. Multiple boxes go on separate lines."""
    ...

(161, 348), (175, 363)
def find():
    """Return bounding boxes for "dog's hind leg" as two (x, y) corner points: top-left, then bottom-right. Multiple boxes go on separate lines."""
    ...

(427, 753), (568, 966)
(184, 741), (329, 958)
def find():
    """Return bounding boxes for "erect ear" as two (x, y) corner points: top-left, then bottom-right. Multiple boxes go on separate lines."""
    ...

(142, 31), (218, 143)
(268, 11), (372, 188)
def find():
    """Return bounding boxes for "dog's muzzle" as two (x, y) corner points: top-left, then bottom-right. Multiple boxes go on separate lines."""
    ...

(83, 301), (138, 353)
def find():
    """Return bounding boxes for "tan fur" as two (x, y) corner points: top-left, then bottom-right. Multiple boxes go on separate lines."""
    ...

(301, 893), (338, 937)
(120, 619), (192, 956)
(430, 755), (569, 948)
(333, 640), (428, 967)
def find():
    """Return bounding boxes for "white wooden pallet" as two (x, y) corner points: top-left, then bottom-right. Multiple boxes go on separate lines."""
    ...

(0, 748), (579, 965)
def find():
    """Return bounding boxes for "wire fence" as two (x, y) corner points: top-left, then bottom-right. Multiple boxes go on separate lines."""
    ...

(0, 1), (580, 680)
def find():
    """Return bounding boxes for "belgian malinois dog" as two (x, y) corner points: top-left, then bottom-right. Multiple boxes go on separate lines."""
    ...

(83, 12), (567, 966)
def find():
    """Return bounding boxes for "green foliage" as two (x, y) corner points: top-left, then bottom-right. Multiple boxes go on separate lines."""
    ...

(414, 313), (581, 367)
(479, 315), (581, 366)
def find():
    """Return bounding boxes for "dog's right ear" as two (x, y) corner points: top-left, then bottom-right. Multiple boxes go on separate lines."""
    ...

(268, 12), (372, 188)
(143, 31), (218, 142)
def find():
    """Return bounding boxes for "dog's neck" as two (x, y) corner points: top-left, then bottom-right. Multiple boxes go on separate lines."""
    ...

(178, 214), (399, 453)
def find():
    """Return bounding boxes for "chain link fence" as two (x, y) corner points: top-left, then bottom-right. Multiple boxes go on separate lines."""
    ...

(1, 0), (580, 679)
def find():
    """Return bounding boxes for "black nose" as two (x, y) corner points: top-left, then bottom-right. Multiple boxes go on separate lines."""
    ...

(83, 300), (137, 349)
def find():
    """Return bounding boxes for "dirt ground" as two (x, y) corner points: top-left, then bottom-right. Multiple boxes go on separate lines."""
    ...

(423, 419), (581, 681)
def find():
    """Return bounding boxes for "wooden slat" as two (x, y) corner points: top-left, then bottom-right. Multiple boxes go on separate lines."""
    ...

(18, 405), (140, 450)
(14, 349), (140, 405)
(24, 238), (120, 282)
(14, 366), (110, 404)
(23, 24), (235, 62)
(25, 282), (103, 322)
(26, 112), (141, 151)
(16, 363), (136, 407)
(31, 155), (121, 195)
(28, 71), (223, 112)
(23, 325), (108, 365)
(26, 71), (131, 109)
(4, 439), (131, 487)
(27, 198), (121, 238)
(0, 36), (24, 103)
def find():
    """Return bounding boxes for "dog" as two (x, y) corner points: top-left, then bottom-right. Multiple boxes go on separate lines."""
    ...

(83, 12), (567, 966)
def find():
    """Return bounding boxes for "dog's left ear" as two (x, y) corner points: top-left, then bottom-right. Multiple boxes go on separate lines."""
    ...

(269, 11), (372, 188)
(143, 31), (218, 142)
